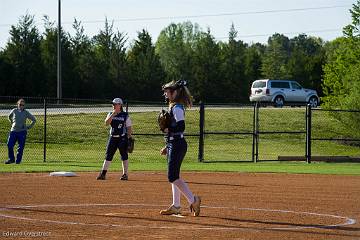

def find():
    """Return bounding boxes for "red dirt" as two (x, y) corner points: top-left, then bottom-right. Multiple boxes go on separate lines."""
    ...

(0, 172), (359, 239)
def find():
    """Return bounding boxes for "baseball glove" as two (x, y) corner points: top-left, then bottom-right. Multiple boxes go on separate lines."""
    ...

(127, 137), (135, 153)
(158, 109), (171, 132)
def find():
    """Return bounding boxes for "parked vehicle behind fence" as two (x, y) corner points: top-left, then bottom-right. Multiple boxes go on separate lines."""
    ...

(249, 79), (319, 107)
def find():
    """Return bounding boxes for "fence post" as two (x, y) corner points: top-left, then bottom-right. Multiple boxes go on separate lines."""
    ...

(43, 98), (47, 162)
(253, 102), (260, 163)
(252, 103), (256, 162)
(198, 102), (205, 162)
(306, 104), (312, 163)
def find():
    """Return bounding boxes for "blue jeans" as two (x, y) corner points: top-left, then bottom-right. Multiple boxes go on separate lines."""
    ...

(7, 131), (27, 164)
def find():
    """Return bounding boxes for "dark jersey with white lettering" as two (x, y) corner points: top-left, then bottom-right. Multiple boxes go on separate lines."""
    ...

(109, 111), (128, 136)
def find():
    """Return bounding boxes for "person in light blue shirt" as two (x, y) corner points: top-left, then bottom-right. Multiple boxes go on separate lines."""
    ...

(5, 99), (36, 164)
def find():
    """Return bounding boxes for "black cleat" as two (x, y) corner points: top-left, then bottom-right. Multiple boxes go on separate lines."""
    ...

(96, 174), (106, 180)
(120, 174), (128, 181)
(96, 170), (107, 180)
(5, 159), (15, 164)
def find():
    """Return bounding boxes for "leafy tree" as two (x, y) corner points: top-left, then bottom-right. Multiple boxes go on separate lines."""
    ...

(322, 0), (360, 132)
(155, 21), (200, 81)
(287, 34), (325, 94)
(109, 31), (128, 98)
(70, 18), (95, 98)
(41, 15), (74, 98)
(89, 19), (128, 99)
(0, 52), (14, 96)
(244, 43), (265, 89)
(40, 16), (58, 97)
(322, 37), (360, 109)
(218, 24), (248, 102)
(127, 30), (165, 101)
(261, 33), (291, 79)
(322, 0), (360, 109)
(191, 29), (221, 102)
(343, 0), (360, 38)
(2, 13), (44, 96)
(92, 18), (115, 97)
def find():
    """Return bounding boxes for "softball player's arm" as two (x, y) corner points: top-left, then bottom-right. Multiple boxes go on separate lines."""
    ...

(105, 112), (115, 125)
(126, 116), (133, 138)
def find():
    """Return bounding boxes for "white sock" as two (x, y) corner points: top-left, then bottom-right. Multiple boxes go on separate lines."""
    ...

(122, 160), (128, 175)
(173, 179), (194, 204)
(102, 160), (111, 171)
(172, 183), (181, 208)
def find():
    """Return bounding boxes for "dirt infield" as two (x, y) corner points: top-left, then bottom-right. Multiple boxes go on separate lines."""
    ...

(0, 172), (359, 240)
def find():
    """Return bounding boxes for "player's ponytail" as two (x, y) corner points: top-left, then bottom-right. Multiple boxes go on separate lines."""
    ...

(176, 85), (193, 109)
(163, 80), (193, 109)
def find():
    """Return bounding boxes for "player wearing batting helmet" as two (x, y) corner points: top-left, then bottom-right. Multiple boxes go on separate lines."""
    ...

(97, 98), (133, 181)
(159, 80), (201, 217)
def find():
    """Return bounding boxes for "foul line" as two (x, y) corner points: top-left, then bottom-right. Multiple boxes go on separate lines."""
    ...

(0, 203), (356, 231)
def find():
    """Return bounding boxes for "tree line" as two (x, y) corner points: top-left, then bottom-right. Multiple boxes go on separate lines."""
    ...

(0, 1), (359, 107)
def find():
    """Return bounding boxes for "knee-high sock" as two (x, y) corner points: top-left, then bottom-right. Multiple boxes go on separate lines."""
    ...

(102, 160), (111, 171)
(173, 179), (194, 204)
(171, 183), (181, 207)
(122, 160), (128, 175)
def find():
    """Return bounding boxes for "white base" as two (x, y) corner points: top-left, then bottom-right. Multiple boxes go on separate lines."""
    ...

(49, 171), (77, 177)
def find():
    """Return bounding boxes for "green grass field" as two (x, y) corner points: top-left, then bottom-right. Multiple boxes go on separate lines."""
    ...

(0, 107), (359, 174)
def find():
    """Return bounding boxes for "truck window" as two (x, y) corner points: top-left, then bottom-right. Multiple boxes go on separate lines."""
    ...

(271, 81), (290, 88)
(291, 82), (302, 89)
(253, 81), (266, 88)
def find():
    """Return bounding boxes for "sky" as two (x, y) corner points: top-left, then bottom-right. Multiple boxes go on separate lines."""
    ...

(0, 0), (356, 49)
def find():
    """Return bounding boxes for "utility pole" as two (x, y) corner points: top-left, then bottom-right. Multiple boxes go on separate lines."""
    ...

(57, 0), (62, 102)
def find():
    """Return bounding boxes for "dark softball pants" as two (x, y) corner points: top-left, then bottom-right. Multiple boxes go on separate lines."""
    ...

(167, 138), (187, 183)
(105, 136), (128, 161)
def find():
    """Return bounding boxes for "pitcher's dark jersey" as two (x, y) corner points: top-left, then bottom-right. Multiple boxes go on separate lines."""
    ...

(167, 104), (185, 138)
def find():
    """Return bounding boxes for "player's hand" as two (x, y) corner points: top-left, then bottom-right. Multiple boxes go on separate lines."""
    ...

(160, 147), (167, 155)
(112, 109), (120, 115)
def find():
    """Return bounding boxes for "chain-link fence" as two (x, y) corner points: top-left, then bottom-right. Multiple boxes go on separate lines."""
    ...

(311, 108), (360, 161)
(1, 97), (116, 166)
(201, 104), (255, 162)
(200, 103), (308, 162)
(256, 104), (307, 161)
(1, 96), (359, 165)
(0, 96), (201, 166)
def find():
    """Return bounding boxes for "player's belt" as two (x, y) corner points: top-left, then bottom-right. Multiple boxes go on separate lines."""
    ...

(111, 134), (126, 138)
(169, 134), (184, 140)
